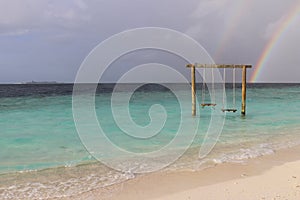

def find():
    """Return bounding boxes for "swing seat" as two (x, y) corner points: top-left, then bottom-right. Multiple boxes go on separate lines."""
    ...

(221, 108), (237, 112)
(201, 103), (217, 108)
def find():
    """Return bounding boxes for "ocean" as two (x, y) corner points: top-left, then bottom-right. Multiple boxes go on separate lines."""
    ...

(0, 83), (300, 199)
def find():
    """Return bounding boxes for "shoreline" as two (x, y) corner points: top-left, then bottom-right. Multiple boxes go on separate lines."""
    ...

(72, 144), (300, 200)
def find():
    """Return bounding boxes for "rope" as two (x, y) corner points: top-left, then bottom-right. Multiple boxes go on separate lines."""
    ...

(223, 67), (226, 109)
(233, 68), (236, 109)
(212, 68), (215, 103)
(202, 66), (205, 105)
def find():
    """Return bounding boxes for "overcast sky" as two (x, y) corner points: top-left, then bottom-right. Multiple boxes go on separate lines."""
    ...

(0, 0), (299, 83)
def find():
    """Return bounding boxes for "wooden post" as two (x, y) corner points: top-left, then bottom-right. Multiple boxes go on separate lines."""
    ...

(241, 65), (247, 115)
(191, 65), (196, 116)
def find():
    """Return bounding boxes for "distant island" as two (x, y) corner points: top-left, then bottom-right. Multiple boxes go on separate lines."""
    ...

(22, 81), (60, 84)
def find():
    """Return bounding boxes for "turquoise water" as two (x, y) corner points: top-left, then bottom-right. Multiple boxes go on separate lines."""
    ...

(0, 83), (300, 198)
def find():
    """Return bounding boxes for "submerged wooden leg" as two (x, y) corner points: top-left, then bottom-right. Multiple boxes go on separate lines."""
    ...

(241, 66), (247, 115)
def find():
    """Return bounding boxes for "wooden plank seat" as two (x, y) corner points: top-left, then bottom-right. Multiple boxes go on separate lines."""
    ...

(201, 103), (217, 108)
(221, 108), (237, 112)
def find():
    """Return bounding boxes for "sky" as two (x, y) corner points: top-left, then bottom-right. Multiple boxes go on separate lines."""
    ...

(0, 0), (299, 83)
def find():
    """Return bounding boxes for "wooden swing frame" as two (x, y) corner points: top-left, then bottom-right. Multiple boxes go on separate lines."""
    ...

(186, 64), (252, 116)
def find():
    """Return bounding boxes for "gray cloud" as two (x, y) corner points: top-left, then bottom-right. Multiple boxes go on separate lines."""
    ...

(0, 0), (90, 37)
(0, 0), (299, 83)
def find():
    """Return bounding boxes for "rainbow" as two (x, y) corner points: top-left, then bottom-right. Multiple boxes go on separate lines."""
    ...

(250, 4), (300, 82)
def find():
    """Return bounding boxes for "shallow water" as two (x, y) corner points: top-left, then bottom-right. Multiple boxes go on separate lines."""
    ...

(0, 83), (300, 198)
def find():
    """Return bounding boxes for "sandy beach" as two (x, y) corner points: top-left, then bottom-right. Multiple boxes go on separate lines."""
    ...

(71, 144), (300, 200)
(153, 160), (300, 200)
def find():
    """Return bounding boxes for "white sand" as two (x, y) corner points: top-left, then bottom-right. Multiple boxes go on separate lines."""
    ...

(154, 160), (300, 200)
(71, 145), (300, 200)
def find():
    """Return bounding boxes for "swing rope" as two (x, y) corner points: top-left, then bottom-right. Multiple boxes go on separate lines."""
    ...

(233, 68), (236, 109)
(202, 67), (206, 105)
(212, 67), (215, 104)
(222, 67), (226, 109)
(201, 65), (217, 108)
(221, 67), (237, 113)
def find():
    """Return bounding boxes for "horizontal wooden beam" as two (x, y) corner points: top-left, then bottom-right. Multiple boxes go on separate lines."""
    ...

(186, 64), (252, 68)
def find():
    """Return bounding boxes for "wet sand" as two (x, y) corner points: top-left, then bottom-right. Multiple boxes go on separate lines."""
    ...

(71, 144), (300, 200)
